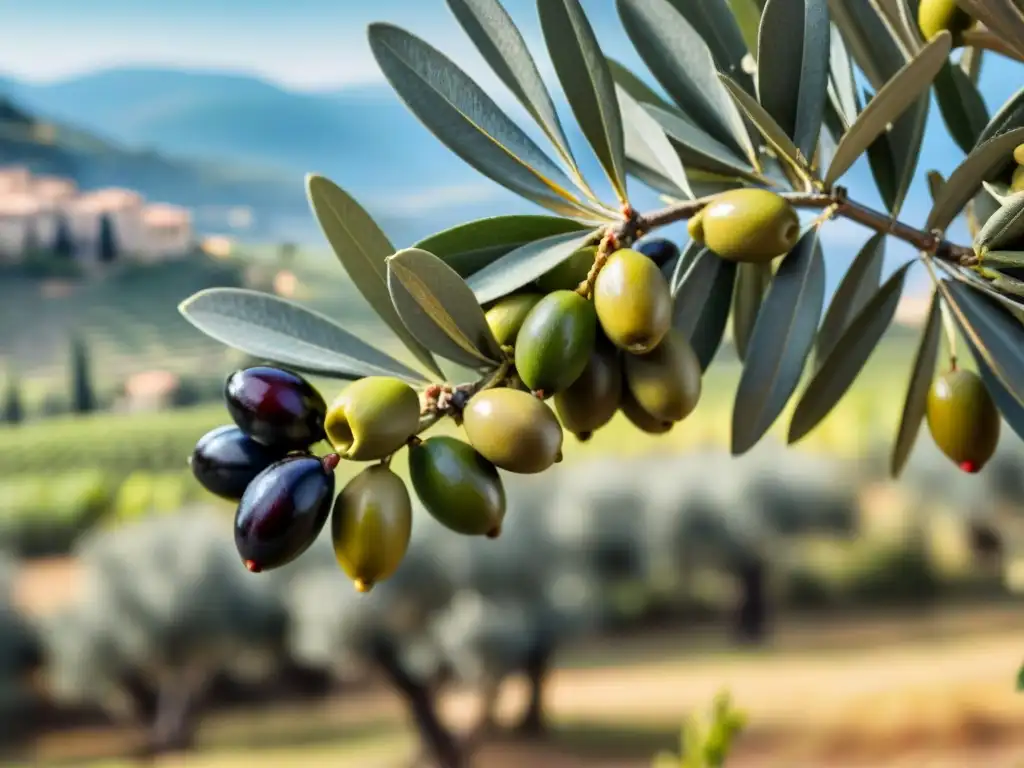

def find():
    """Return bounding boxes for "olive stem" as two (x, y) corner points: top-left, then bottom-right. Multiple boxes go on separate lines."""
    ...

(627, 188), (979, 267)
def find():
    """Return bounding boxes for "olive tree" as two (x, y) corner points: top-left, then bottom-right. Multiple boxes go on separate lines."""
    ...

(42, 508), (288, 755)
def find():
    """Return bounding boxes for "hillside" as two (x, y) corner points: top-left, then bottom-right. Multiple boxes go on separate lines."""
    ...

(0, 96), (307, 239)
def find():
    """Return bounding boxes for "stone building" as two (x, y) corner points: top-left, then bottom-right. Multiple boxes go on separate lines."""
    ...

(0, 165), (194, 263)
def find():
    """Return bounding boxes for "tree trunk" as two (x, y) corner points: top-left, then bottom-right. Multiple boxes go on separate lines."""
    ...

(733, 557), (769, 645)
(369, 636), (465, 768)
(514, 638), (554, 736)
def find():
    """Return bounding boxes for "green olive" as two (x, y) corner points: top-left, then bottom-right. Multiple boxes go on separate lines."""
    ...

(593, 248), (673, 355)
(554, 339), (623, 441)
(619, 384), (674, 435)
(331, 465), (412, 593)
(926, 367), (1000, 473)
(324, 376), (420, 461)
(623, 329), (703, 423)
(484, 293), (543, 347)
(408, 436), (506, 537)
(1014, 143), (1024, 167)
(462, 387), (564, 474)
(1012, 166), (1024, 194)
(514, 290), (597, 396)
(534, 246), (597, 292)
(687, 189), (800, 264)
(917, 0), (974, 45)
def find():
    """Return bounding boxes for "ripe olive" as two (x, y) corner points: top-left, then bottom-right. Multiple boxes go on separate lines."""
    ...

(917, 0), (974, 45)
(462, 387), (564, 474)
(190, 424), (289, 501)
(620, 384), (674, 435)
(224, 366), (327, 450)
(324, 376), (421, 461)
(1012, 166), (1024, 194)
(554, 340), (623, 441)
(234, 454), (336, 572)
(331, 465), (412, 592)
(926, 368), (1001, 473)
(623, 329), (703, 423)
(484, 293), (543, 347)
(408, 436), (506, 537)
(534, 246), (597, 292)
(514, 289), (597, 396)
(593, 248), (673, 354)
(634, 237), (681, 269)
(687, 189), (800, 264)
(1015, 143), (1024, 166)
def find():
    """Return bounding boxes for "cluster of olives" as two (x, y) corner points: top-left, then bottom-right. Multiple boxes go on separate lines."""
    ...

(917, 0), (976, 46)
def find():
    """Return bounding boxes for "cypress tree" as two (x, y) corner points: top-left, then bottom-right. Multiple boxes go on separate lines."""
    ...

(69, 335), (96, 414)
(2, 371), (24, 425)
(97, 213), (119, 263)
(52, 213), (75, 259)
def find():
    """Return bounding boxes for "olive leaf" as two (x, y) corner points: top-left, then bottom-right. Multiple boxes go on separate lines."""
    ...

(607, 58), (672, 108)
(728, 0), (764, 57)
(890, 0), (924, 53)
(824, 32), (950, 189)
(367, 23), (607, 222)
(306, 174), (443, 379)
(386, 248), (503, 370)
(732, 228), (826, 455)
(814, 232), (887, 367)
(755, 0), (831, 161)
(933, 59), (990, 155)
(889, 289), (941, 478)
(977, 87), (1024, 146)
(969, 336), (1024, 444)
(617, 0), (756, 163)
(954, 0), (1024, 58)
(983, 251), (1024, 269)
(671, 245), (738, 371)
(960, 45), (984, 83)
(943, 279), (1024, 409)
(926, 127), (1024, 233)
(827, 0), (931, 216)
(731, 262), (772, 361)
(644, 103), (760, 180)
(976, 193), (1024, 251)
(827, 25), (859, 131)
(617, 85), (693, 199)
(718, 75), (808, 177)
(412, 215), (589, 278)
(466, 229), (597, 305)
(789, 261), (912, 444)
(539, 0), (628, 202)
(445, 0), (585, 190)
(178, 288), (428, 384)
(926, 170), (945, 202)
(663, 0), (752, 89)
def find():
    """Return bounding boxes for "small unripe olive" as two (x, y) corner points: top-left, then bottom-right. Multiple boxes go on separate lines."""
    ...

(484, 293), (543, 347)
(331, 465), (412, 593)
(554, 339), (623, 441)
(514, 290), (597, 396)
(408, 436), (506, 537)
(619, 385), (673, 435)
(534, 246), (597, 292)
(324, 376), (420, 461)
(462, 387), (563, 474)
(623, 329), (703, 423)
(917, 0), (974, 45)
(1015, 143), (1024, 166)
(593, 248), (673, 354)
(926, 368), (1000, 473)
(688, 189), (800, 264)
(1012, 166), (1024, 194)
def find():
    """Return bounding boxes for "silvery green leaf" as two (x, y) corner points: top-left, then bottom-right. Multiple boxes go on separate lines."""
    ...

(732, 228), (826, 455)
(644, 102), (760, 180)
(386, 248), (503, 369)
(976, 87), (1024, 147)
(467, 229), (597, 305)
(926, 127), (1024, 233)
(671, 244), (738, 370)
(306, 174), (443, 379)
(617, 85), (693, 199)
(731, 262), (772, 361)
(367, 23), (607, 222)
(976, 192), (1024, 251)
(178, 288), (428, 383)
(756, 0), (831, 160)
(719, 74), (808, 177)
(889, 289), (941, 478)
(617, 0), (757, 163)
(665, 0), (753, 89)
(539, 0), (628, 201)
(933, 58), (990, 155)
(824, 32), (950, 189)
